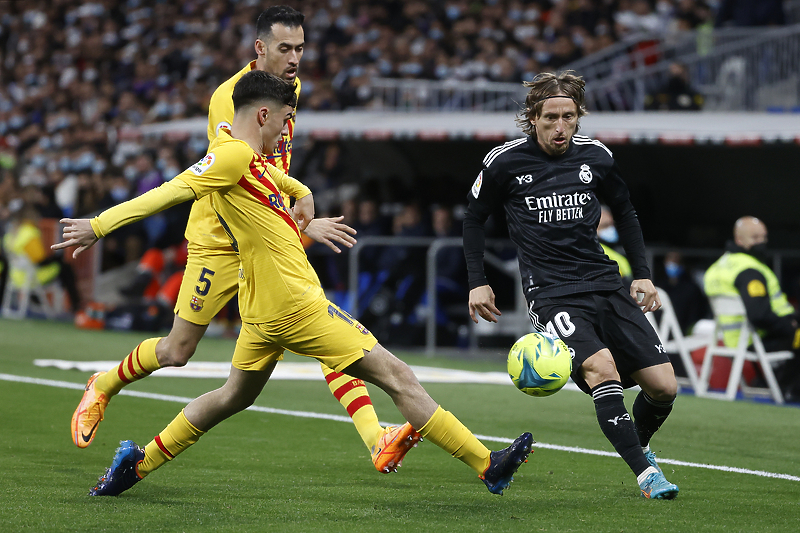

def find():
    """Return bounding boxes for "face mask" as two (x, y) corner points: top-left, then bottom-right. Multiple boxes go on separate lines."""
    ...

(748, 242), (768, 260)
(598, 226), (618, 244)
(664, 262), (683, 278)
(124, 165), (138, 180)
(110, 186), (129, 202)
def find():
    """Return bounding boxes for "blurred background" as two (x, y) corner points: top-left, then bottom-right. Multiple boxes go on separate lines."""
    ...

(1, 0), (799, 358)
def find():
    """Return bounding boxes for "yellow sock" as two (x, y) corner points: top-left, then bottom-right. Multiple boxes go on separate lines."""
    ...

(138, 410), (205, 477)
(94, 337), (162, 397)
(320, 363), (383, 451)
(418, 406), (491, 474)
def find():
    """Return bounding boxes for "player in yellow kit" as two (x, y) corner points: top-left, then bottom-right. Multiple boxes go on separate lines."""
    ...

(69, 6), (419, 474)
(55, 71), (533, 497)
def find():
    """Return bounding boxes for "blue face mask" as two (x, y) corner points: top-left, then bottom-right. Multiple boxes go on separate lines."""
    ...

(598, 226), (618, 244)
(665, 262), (684, 278)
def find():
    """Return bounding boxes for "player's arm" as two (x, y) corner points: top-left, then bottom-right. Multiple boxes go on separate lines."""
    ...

(734, 269), (798, 337)
(601, 160), (660, 312)
(52, 179), (196, 258)
(463, 167), (503, 323)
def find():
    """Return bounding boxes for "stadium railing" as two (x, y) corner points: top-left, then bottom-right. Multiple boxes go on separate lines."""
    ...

(563, 25), (800, 111)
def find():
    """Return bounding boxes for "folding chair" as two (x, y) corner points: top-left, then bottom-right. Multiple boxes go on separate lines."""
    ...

(646, 287), (704, 392)
(1, 253), (61, 319)
(696, 295), (793, 404)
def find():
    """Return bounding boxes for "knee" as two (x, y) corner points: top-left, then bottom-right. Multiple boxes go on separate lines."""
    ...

(581, 352), (620, 388)
(156, 336), (198, 367)
(648, 380), (678, 402)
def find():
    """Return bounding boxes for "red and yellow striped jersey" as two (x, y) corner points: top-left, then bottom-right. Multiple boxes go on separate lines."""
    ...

(175, 130), (319, 322)
(185, 60), (301, 249)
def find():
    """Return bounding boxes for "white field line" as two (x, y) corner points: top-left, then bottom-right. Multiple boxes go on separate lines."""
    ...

(3, 372), (798, 483)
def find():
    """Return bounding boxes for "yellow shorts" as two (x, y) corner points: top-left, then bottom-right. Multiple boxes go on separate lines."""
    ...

(174, 246), (240, 325)
(232, 298), (378, 372)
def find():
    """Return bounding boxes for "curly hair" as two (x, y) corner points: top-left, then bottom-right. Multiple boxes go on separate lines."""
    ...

(515, 71), (588, 136)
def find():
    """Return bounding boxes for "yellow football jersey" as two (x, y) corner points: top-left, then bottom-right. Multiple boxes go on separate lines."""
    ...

(185, 60), (301, 249)
(175, 130), (320, 323)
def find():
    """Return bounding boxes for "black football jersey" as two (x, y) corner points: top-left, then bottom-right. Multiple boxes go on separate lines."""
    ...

(463, 134), (650, 300)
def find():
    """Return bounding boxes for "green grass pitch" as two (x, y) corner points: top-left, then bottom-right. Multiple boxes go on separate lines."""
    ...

(1, 318), (799, 532)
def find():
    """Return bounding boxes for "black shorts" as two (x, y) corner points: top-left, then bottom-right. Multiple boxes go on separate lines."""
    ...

(527, 287), (670, 394)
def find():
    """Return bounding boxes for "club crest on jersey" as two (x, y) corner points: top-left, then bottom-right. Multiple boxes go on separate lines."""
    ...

(191, 153), (216, 175)
(472, 171), (483, 199)
(190, 296), (204, 312)
(579, 164), (592, 184)
(355, 322), (371, 335)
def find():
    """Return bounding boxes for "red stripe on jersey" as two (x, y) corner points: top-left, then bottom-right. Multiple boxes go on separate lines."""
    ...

(331, 378), (367, 401)
(281, 119), (293, 170)
(344, 395), (373, 417)
(237, 170), (301, 241)
(117, 354), (133, 384)
(154, 435), (175, 458)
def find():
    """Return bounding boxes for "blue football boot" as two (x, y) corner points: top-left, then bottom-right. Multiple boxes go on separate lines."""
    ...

(639, 471), (679, 499)
(480, 432), (534, 495)
(89, 440), (144, 496)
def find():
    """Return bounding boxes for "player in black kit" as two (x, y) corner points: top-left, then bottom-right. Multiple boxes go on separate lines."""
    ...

(463, 71), (680, 500)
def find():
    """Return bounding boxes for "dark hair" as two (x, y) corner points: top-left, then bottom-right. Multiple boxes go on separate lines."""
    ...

(256, 5), (304, 41)
(232, 70), (297, 112)
(516, 70), (588, 136)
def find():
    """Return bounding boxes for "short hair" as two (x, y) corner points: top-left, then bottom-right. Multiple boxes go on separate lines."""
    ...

(256, 5), (304, 42)
(516, 70), (588, 136)
(232, 70), (297, 113)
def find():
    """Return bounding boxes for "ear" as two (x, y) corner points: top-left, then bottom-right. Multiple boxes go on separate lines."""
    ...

(257, 105), (269, 127)
(254, 38), (265, 57)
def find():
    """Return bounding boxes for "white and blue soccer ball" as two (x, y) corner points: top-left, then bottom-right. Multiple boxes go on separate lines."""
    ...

(507, 331), (572, 397)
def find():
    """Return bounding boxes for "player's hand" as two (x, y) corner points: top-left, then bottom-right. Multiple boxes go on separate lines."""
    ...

(292, 193), (315, 231)
(303, 217), (357, 253)
(51, 218), (98, 258)
(631, 279), (661, 313)
(468, 285), (502, 324)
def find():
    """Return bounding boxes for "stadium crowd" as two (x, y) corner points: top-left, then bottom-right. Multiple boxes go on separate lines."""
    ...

(0, 0), (789, 329)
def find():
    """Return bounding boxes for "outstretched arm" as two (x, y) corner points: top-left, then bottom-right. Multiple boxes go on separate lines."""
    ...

(52, 179), (196, 258)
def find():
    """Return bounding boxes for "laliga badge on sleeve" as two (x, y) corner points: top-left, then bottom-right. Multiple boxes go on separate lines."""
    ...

(472, 170), (483, 199)
(190, 153), (216, 176)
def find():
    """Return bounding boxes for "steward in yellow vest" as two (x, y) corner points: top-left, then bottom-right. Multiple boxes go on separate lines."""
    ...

(703, 217), (800, 399)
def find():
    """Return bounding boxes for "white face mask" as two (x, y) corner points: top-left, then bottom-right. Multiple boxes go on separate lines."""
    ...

(598, 226), (619, 244)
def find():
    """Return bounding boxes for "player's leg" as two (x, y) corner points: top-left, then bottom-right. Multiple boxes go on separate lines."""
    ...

(320, 359), (420, 473)
(342, 343), (532, 494)
(72, 249), (239, 448)
(89, 329), (281, 496)
(631, 362), (677, 452)
(89, 363), (276, 496)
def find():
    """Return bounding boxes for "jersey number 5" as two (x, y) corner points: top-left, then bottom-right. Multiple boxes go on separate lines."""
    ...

(195, 267), (215, 296)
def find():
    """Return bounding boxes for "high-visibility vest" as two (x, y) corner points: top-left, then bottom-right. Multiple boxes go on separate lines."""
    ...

(601, 243), (632, 279)
(704, 252), (794, 346)
(2, 222), (60, 287)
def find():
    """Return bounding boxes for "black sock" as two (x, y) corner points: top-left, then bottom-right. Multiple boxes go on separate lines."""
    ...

(633, 391), (675, 448)
(592, 381), (650, 477)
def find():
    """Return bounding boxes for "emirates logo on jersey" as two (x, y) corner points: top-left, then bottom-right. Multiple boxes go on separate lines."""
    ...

(579, 164), (593, 184)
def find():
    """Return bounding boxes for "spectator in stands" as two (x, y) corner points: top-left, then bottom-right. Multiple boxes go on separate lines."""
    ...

(598, 205), (633, 284)
(703, 216), (800, 400)
(655, 250), (710, 334)
(645, 62), (704, 111)
(715, 0), (786, 27)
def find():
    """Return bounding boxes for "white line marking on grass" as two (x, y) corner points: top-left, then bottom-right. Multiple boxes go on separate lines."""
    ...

(3, 372), (799, 483)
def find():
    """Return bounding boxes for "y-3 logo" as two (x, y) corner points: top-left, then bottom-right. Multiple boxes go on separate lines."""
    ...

(607, 413), (631, 426)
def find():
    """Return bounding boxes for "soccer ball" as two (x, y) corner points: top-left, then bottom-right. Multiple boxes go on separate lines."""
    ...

(507, 332), (572, 397)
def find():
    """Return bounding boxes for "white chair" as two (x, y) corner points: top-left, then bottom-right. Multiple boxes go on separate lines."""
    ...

(646, 288), (705, 392)
(1, 253), (61, 319)
(696, 295), (793, 404)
